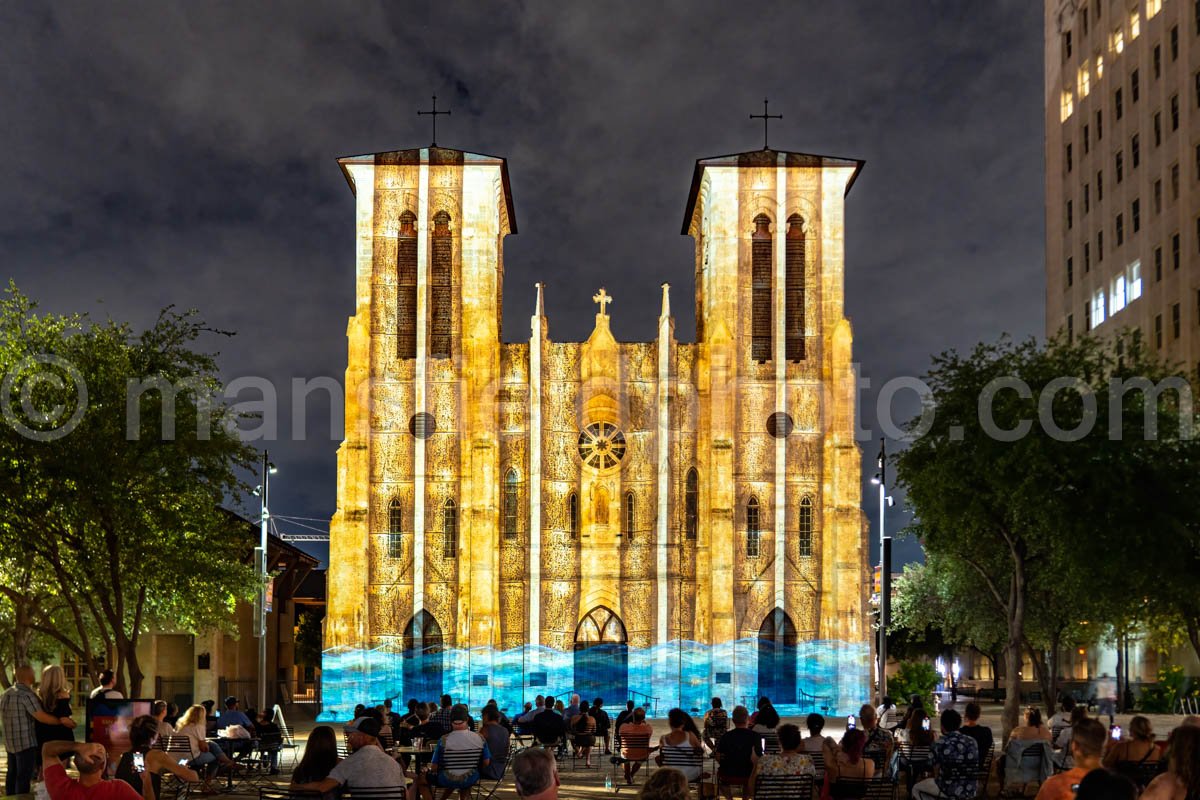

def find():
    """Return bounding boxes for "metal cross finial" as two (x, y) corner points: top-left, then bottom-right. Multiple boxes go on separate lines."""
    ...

(417, 95), (451, 147)
(749, 98), (782, 150)
(592, 287), (613, 316)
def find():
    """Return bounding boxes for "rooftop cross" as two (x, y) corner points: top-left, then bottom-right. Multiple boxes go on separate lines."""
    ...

(592, 287), (613, 316)
(417, 94), (451, 147)
(749, 98), (782, 150)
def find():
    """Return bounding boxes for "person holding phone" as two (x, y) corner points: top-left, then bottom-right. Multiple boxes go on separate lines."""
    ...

(1102, 716), (1161, 771)
(114, 715), (200, 799)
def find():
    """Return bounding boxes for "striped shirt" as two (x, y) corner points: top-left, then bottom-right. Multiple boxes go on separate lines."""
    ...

(1, 684), (42, 752)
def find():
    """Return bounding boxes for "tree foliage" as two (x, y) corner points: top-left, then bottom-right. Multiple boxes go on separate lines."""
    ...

(895, 332), (1200, 736)
(0, 284), (259, 695)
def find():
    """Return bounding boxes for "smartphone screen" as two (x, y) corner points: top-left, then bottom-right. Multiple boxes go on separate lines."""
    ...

(847, 715), (856, 729)
(132, 753), (145, 773)
(922, 718), (931, 731)
(178, 758), (189, 766)
(1111, 726), (1121, 740)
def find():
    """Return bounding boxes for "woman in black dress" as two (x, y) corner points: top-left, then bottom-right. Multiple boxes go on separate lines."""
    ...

(35, 665), (76, 771)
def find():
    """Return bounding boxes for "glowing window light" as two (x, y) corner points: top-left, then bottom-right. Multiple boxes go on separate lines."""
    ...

(1128, 259), (1143, 300)
(1062, 89), (1076, 122)
(1111, 274), (1128, 314)
(1147, 0), (1162, 19)
(1112, 27), (1125, 55)
(1130, 10), (1140, 40)
(1092, 290), (1107, 328)
(1079, 60), (1091, 97)
(1097, 53), (1105, 79)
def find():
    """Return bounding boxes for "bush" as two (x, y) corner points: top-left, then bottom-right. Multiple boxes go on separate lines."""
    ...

(1138, 665), (1194, 713)
(890, 661), (940, 703)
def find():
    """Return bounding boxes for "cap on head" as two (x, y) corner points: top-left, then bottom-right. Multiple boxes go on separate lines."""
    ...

(451, 703), (470, 723)
(224, 696), (238, 708)
(346, 716), (382, 739)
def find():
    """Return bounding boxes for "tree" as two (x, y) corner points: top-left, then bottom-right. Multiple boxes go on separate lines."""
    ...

(895, 332), (1200, 736)
(295, 609), (324, 671)
(0, 284), (259, 695)
(891, 559), (1007, 694)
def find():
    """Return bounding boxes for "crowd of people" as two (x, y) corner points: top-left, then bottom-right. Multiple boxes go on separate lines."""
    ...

(9, 678), (1200, 800)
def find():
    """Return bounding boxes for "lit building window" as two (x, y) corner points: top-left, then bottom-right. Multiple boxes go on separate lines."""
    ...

(1112, 27), (1125, 55)
(1062, 89), (1076, 122)
(1148, 0), (1162, 19)
(1111, 274), (1127, 314)
(1092, 290), (1107, 328)
(1097, 53), (1105, 79)
(1079, 61), (1091, 97)
(1128, 260), (1143, 301)
(1130, 9), (1140, 40)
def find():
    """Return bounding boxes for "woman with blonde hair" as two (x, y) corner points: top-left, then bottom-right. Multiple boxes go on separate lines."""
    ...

(34, 665), (76, 767)
(175, 704), (238, 773)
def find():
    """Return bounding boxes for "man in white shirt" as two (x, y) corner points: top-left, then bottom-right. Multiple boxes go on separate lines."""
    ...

(88, 670), (123, 700)
(296, 717), (407, 793)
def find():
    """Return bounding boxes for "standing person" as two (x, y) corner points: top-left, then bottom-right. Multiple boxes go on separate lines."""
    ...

(1033, 719), (1106, 800)
(88, 670), (123, 701)
(36, 665), (77, 764)
(590, 698), (611, 754)
(877, 697), (897, 732)
(2, 664), (72, 795)
(715, 705), (762, 799)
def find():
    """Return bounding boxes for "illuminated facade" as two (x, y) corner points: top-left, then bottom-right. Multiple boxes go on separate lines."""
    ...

(321, 145), (869, 719)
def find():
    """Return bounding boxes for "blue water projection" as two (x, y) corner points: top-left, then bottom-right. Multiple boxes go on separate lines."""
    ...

(318, 638), (868, 721)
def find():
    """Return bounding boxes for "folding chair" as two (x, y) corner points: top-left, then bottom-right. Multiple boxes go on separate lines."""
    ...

(610, 731), (653, 792)
(656, 744), (706, 795)
(809, 750), (827, 782)
(976, 750), (995, 797)
(278, 724), (299, 768)
(759, 730), (781, 755)
(343, 787), (409, 800)
(755, 773), (815, 800)
(1115, 759), (1166, 791)
(471, 746), (521, 800)
(260, 789), (325, 800)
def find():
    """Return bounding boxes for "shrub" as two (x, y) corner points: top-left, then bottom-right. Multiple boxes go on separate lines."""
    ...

(890, 661), (941, 703)
(1138, 665), (1193, 713)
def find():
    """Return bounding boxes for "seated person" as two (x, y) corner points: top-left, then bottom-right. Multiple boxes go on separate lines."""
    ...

(114, 715), (201, 797)
(532, 701), (566, 748)
(911, 709), (979, 800)
(410, 702), (446, 745)
(1007, 708), (1053, 744)
(420, 705), (491, 797)
(618, 707), (655, 785)
(655, 708), (704, 782)
(828, 728), (875, 799)
(716, 705), (762, 799)
(174, 704), (238, 773)
(478, 706), (511, 781)
(1034, 719), (1106, 800)
(294, 717), (408, 793)
(41, 741), (141, 800)
(290, 725), (341, 789)
(959, 703), (994, 767)
(511, 747), (560, 800)
(215, 697), (256, 760)
(750, 723), (815, 795)
(704, 698), (730, 751)
(255, 709), (284, 774)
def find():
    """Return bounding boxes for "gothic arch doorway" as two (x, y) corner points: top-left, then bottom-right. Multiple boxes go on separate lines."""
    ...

(758, 608), (798, 706)
(403, 611), (443, 701)
(573, 606), (628, 704)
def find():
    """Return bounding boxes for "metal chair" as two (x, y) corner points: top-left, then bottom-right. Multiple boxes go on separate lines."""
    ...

(657, 744), (707, 795)
(759, 730), (782, 755)
(1114, 759), (1166, 791)
(611, 731), (654, 793)
(471, 746), (521, 800)
(755, 773), (815, 800)
(831, 778), (895, 800)
(260, 789), (325, 800)
(277, 724), (299, 768)
(343, 788), (409, 800)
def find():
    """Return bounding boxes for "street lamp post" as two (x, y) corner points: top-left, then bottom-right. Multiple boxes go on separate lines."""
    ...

(255, 451), (277, 713)
(871, 439), (893, 702)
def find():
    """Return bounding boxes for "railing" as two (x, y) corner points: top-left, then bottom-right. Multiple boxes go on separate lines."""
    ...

(628, 690), (658, 717)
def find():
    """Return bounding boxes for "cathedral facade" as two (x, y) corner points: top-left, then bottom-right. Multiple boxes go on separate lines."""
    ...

(321, 144), (869, 719)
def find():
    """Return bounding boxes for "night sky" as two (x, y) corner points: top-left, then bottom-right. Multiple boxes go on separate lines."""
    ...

(1, 2), (1045, 568)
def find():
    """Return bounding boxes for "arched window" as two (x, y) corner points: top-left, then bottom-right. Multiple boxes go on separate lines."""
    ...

(785, 214), (805, 361)
(442, 499), (457, 559)
(387, 498), (403, 559)
(685, 468), (699, 540)
(798, 495), (814, 558)
(503, 469), (519, 540)
(568, 492), (579, 539)
(397, 210), (418, 359)
(624, 491), (635, 540)
(429, 210), (453, 358)
(751, 214), (772, 362)
(746, 496), (761, 558)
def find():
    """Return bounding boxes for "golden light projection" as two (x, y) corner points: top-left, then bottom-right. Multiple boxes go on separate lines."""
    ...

(320, 144), (870, 719)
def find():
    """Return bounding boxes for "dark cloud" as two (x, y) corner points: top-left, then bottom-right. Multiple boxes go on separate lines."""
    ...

(0, 1), (1045, 567)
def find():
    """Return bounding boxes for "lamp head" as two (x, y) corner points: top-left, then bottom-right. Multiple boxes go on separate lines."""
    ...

(870, 474), (881, 485)
(268, 463), (278, 475)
